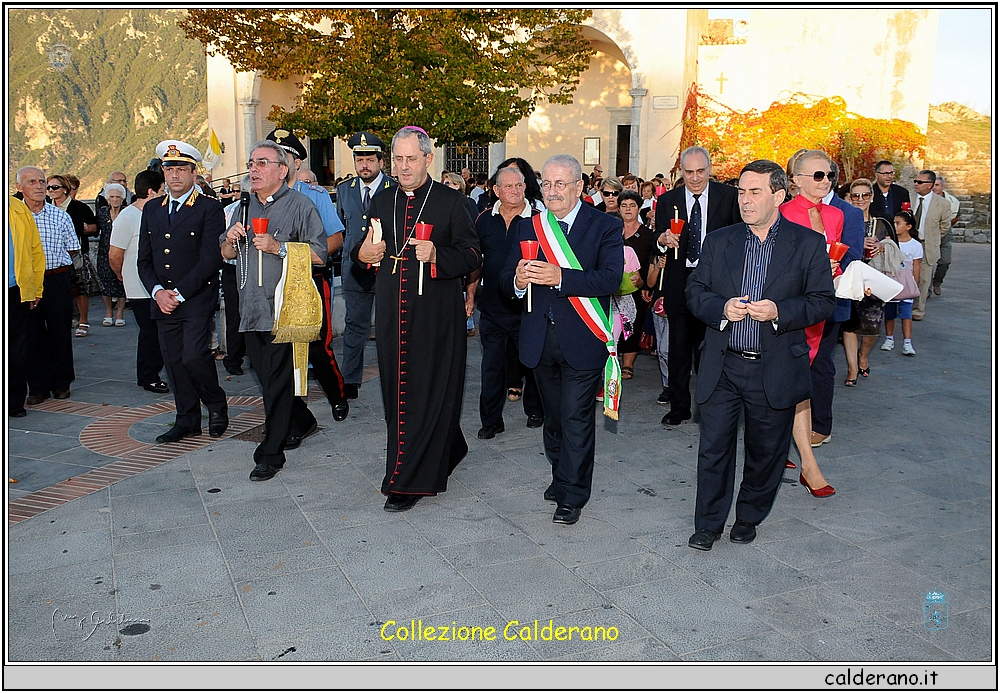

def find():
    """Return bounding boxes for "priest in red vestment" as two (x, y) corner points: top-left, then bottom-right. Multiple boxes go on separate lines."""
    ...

(352, 127), (481, 512)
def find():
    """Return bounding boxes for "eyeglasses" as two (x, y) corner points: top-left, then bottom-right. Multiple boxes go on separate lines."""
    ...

(46, 185), (65, 191)
(601, 190), (620, 197)
(876, 169), (895, 175)
(246, 159), (282, 170)
(914, 179), (933, 185)
(593, 168), (603, 173)
(848, 192), (873, 200)
(112, 179), (127, 185)
(540, 180), (576, 191)
(796, 171), (837, 182)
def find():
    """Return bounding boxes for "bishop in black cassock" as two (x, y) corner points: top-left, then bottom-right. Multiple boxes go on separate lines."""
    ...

(351, 127), (480, 512)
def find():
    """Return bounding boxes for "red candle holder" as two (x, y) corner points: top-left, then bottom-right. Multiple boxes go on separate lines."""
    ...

(251, 217), (269, 235)
(829, 241), (849, 261)
(414, 221), (433, 241)
(901, 201), (911, 212)
(520, 240), (539, 260)
(670, 218), (685, 235)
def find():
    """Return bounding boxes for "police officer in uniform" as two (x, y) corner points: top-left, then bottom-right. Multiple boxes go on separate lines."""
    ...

(337, 131), (396, 399)
(137, 140), (228, 443)
(266, 128), (350, 426)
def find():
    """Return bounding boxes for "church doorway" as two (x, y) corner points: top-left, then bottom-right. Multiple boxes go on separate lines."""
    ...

(616, 125), (631, 177)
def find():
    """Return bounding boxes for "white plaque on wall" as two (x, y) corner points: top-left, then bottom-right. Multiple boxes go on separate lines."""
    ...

(652, 96), (679, 110)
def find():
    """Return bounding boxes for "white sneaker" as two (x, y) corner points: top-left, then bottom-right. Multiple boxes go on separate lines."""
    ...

(902, 342), (916, 356)
(880, 339), (895, 351)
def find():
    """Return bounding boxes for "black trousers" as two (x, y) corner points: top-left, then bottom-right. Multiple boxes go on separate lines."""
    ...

(157, 312), (227, 429)
(479, 310), (542, 428)
(695, 351), (795, 533)
(666, 309), (706, 413)
(220, 264), (246, 370)
(309, 271), (346, 408)
(131, 298), (164, 385)
(9, 286), (30, 411)
(27, 270), (74, 396)
(533, 322), (603, 508)
(810, 320), (840, 436)
(245, 331), (316, 468)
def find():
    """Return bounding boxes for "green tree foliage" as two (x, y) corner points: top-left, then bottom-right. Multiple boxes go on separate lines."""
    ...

(8, 10), (208, 198)
(180, 9), (594, 145)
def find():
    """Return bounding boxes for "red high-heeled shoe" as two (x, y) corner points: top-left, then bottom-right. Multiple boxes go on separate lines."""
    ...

(800, 473), (835, 498)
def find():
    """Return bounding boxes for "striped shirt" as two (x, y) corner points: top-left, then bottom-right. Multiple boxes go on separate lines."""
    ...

(729, 218), (779, 353)
(32, 203), (80, 270)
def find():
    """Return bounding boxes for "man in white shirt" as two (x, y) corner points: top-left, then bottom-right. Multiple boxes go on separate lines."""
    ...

(908, 170), (950, 319)
(931, 175), (961, 295)
(109, 169), (169, 394)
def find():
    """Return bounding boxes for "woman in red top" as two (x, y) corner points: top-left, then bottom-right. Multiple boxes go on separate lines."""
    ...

(777, 150), (841, 497)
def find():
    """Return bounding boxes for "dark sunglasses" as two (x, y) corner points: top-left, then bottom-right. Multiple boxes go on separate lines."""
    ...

(46, 185), (65, 191)
(797, 170), (837, 182)
(601, 190), (620, 197)
(914, 179), (933, 185)
(848, 192), (873, 200)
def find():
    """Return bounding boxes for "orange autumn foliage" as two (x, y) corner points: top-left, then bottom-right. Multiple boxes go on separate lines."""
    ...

(677, 85), (926, 183)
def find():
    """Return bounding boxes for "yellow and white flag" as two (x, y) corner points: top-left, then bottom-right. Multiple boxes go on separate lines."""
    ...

(202, 128), (222, 170)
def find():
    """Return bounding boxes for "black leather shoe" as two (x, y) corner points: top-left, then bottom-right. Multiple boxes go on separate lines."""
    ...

(225, 365), (244, 376)
(384, 493), (420, 512)
(140, 381), (170, 394)
(543, 483), (557, 502)
(332, 400), (349, 422)
(688, 529), (722, 551)
(53, 389), (71, 400)
(25, 394), (48, 406)
(155, 424), (202, 444)
(526, 415), (544, 428)
(209, 410), (229, 438)
(656, 387), (671, 405)
(661, 409), (691, 426)
(477, 422), (505, 439)
(284, 421), (318, 450)
(10, 408), (27, 418)
(344, 384), (359, 400)
(249, 463), (278, 481)
(553, 504), (581, 525)
(730, 520), (757, 544)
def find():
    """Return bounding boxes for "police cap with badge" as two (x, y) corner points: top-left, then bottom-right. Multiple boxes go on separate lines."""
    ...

(347, 131), (386, 157)
(155, 140), (201, 167)
(266, 128), (308, 161)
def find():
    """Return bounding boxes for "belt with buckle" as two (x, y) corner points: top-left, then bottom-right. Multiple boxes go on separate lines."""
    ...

(728, 347), (761, 360)
(45, 265), (72, 276)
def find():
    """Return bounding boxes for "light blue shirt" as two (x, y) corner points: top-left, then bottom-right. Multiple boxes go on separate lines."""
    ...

(293, 180), (344, 238)
(8, 227), (17, 288)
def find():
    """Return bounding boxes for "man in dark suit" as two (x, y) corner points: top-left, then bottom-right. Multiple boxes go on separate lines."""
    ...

(870, 160), (908, 222)
(685, 160), (836, 550)
(337, 131), (396, 399)
(137, 140), (228, 444)
(653, 146), (739, 425)
(502, 154), (623, 525)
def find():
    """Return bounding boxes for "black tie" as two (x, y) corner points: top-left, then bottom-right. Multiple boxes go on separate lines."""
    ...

(687, 194), (702, 263)
(169, 200), (179, 224)
(362, 185), (371, 214)
(914, 196), (924, 238)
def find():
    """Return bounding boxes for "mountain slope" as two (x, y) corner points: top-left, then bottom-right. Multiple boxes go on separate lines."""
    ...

(8, 9), (208, 198)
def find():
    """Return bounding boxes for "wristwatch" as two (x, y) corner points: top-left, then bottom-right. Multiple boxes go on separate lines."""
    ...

(277, 242), (288, 259)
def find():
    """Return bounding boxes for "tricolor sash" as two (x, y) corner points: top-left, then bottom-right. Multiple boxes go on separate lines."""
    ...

(532, 211), (621, 419)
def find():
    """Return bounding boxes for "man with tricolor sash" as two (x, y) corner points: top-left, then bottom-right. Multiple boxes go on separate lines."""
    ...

(503, 154), (623, 525)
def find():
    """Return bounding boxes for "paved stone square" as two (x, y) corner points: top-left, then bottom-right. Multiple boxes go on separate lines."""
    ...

(6, 244), (993, 662)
